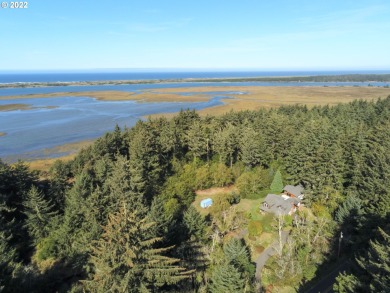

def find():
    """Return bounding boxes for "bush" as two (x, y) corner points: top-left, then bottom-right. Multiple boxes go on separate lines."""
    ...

(35, 237), (59, 261)
(284, 215), (293, 227)
(231, 161), (245, 180)
(210, 193), (231, 214)
(248, 235), (256, 241)
(227, 191), (241, 205)
(195, 164), (213, 189)
(248, 220), (263, 237)
(255, 245), (265, 254)
(211, 163), (233, 187)
(236, 167), (270, 199)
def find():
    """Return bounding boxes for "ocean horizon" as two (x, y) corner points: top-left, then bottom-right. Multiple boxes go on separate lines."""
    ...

(1, 70), (390, 84)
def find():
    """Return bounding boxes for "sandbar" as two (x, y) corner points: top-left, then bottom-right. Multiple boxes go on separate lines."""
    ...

(0, 103), (32, 111)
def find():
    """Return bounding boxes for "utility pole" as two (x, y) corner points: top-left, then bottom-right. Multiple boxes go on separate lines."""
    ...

(338, 231), (343, 258)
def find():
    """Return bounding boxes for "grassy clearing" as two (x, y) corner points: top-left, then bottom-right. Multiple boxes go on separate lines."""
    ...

(193, 186), (237, 216)
(194, 185), (274, 229)
(26, 139), (95, 171)
(257, 213), (275, 233)
(193, 185), (277, 261)
(28, 154), (76, 172)
(236, 198), (263, 219)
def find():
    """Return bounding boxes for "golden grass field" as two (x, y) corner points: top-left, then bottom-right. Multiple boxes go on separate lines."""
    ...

(145, 85), (390, 117)
(26, 140), (94, 171)
(159, 86), (390, 115)
(0, 90), (209, 103)
(28, 154), (76, 172)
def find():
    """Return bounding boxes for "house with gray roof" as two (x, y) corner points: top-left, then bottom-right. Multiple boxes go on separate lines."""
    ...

(260, 193), (301, 215)
(261, 184), (304, 215)
(283, 185), (304, 199)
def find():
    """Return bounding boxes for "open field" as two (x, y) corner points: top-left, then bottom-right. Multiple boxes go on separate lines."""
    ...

(27, 154), (76, 172)
(23, 140), (94, 171)
(193, 185), (237, 216)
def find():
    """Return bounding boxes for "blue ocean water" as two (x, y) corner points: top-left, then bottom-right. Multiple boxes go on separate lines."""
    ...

(1, 70), (390, 83)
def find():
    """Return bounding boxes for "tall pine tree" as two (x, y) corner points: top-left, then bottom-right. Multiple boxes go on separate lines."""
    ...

(23, 186), (57, 244)
(270, 169), (284, 193)
(85, 205), (192, 292)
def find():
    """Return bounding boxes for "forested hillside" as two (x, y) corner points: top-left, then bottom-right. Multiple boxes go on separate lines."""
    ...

(1, 96), (390, 292)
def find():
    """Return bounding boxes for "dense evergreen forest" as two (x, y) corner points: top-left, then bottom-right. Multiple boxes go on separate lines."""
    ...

(1, 96), (390, 292)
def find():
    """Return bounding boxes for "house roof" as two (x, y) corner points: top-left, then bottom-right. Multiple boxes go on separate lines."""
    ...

(261, 194), (300, 215)
(283, 185), (304, 196)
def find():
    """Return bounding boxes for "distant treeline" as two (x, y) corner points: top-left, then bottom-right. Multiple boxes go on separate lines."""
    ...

(1, 74), (390, 89)
(194, 73), (390, 83)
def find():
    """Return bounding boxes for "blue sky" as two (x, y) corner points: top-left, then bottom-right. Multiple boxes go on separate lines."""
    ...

(1, 0), (389, 71)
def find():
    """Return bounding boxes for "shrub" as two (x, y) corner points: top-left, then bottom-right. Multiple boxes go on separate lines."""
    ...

(248, 220), (263, 237)
(255, 245), (265, 254)
(195, 164), (213, 189)
(284, 215), (293, 227)
(231, 161), (245, 180)
(210, 193), (231, 214)
(248, 235), (256, 241)
(211, 163), (233, 187)
(35, 237), (58, 261)
(227, 191), (241, 205)
(236, 167), (270, 199)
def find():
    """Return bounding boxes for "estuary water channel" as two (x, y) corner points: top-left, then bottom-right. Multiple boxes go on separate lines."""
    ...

(0, 93), (228, 161)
